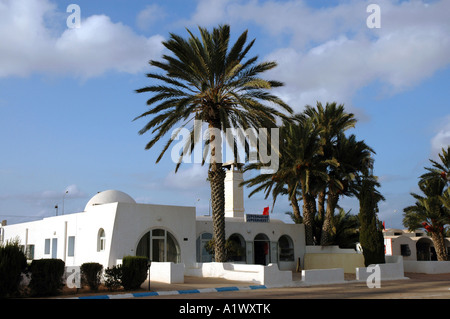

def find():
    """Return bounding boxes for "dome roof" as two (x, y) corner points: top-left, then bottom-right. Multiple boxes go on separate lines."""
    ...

(84, 190), (136, 211)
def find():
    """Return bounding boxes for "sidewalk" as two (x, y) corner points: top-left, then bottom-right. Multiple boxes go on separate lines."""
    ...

(60, 272), (360, 299)
(51, 272), (450, 299)
(59, 275), (274, 299)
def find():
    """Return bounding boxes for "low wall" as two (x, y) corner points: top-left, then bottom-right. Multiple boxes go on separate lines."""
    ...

(185, 262), (292, 286)
(404, 260), (450, 274)
(149, 262), (185, 284)
(301, 268), (344, 285)
(356, 256), (407, 281)
(304, 246), (364, 273)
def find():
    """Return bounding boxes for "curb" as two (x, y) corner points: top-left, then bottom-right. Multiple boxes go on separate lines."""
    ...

(67, 284), (268, 299)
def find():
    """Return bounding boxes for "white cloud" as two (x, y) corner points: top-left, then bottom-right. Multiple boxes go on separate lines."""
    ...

(186, 0), (238, 27)
(136, 4), (166, 31)
(186, 0), (450, 114)
(431, 115), (450, 156)
(164, 164), (209, 191)
(0, 0), (165, 78)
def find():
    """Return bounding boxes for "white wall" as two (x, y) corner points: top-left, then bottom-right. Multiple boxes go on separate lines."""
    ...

(1, 204), (118, 267)
(196, 217), (305, 270)
(356, 256), (407, 281)
(109, 202), (196, 268)
(185, 262), (293, 286)
(404, 260), (450, 274)
(1, 201), (197, 270)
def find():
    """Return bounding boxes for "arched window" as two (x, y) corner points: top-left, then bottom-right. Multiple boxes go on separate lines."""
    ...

(97, 228), (106, 252)
(196, 232), (213, 262)
(136, 229), (181, 263)
(227, 233), (246, 262)
(278, 235), (294, 261)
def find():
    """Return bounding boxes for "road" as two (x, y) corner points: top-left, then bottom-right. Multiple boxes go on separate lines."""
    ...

(148, 273), (450, 299)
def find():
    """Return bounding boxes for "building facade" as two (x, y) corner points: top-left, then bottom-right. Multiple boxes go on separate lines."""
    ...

(0, 165), (305, 273)
(383, 228), (450, 261)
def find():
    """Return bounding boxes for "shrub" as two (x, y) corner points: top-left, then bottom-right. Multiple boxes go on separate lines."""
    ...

(80, 262), (103, 291)
(0, 238), (28, 298)
(121, 256), (148, 290)
(29, 259), (65, 296)
(104, 264), (122, 291)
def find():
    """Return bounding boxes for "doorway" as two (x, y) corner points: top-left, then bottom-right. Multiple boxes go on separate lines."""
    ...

(254, 233), (270, 265)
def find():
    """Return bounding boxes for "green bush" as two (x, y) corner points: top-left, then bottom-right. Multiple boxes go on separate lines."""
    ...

(104, 264), (122, 291)
(29, 259), (65, 296)
(80, 262), (103, 291)
(121, 256), (148, 290)
(0, 239), (28, 298)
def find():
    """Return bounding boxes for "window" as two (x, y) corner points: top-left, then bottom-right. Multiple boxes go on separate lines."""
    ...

(400, 244), (411, 257)
(44, 239), (50, 254)
(136, 229), (181, 263)
(51, 238), (58, 259)
(196, 232), (213, 262)
(227, 234), (246, 262)
(278, 235), (294, 261)
(68, 236), (75, 257)
(26, 245), (35, 260)
(97, 229), (106, 252)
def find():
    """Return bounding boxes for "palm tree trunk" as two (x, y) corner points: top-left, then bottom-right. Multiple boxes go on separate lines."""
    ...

(320, 191), (339, 246)
(317, 190), (325, 221)
(301, 191), (316, 245)
(431, 230), (448, 261)
(288, 184), (301, 223)
(209, 163), (226, 262)
(208, 122), (227, 262)
(290, 194), (301, 223)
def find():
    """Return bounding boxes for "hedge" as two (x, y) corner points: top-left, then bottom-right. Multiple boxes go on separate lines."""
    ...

(80, 262), (103, 291)
(0, 239), (28, 298)
(121, 256), (148, 290)
(29, 259), (65, 296)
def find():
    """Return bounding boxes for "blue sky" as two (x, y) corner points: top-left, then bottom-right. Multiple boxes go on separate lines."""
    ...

(0, 0), (449, 229)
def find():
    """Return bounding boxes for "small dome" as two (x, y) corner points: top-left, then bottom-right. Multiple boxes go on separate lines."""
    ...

(85, 190), (136, 211)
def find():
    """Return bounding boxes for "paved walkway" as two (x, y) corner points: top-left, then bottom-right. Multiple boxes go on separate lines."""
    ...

(57, 272), (450, 299)
(60, 276), (272, 299)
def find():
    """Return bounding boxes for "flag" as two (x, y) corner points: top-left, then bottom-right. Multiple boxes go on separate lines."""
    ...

(262, 206), (269, 215)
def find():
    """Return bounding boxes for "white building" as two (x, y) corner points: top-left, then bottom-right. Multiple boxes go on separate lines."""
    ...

(0, 164), (305, 279)
(383, 228), (450, 261)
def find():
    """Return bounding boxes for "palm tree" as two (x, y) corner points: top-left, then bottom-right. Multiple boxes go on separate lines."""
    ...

(134, 25), (292, 262)
(243, 115), (327, 245)
(423, 146), (450, 184)
(301, 102), (358, 244)
(403, 174), (450, 261)
(331, 208), (360, 249)
(320, 133), (375, 245)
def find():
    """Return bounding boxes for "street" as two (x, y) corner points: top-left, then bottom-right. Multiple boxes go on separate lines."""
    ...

(148, 273), (450, 299)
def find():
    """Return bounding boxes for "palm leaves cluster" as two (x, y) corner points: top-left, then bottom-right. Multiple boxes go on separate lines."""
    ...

(403, 146), (450, 261)
(243, 102), (378, 246)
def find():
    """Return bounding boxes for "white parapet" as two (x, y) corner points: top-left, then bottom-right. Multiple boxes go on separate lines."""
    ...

(185, 262), (293, 286)
(403, 260), (450, 274)
(356, 256), (407, 281)
(301, 268), (345, 285)
(149, 262), (185, 284)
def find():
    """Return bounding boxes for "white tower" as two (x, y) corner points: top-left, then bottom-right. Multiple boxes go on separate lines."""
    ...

(223, 161), (245, 218)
